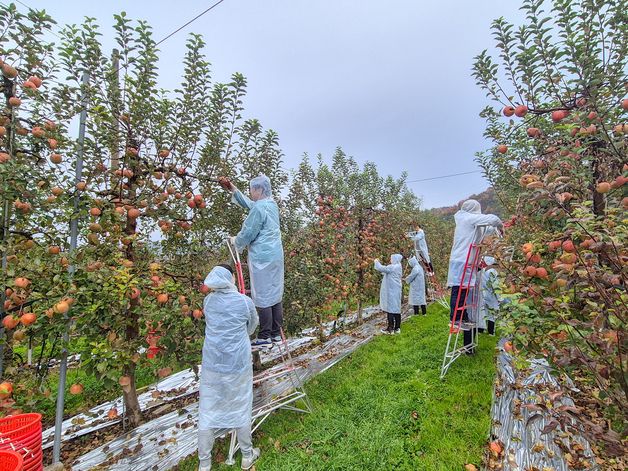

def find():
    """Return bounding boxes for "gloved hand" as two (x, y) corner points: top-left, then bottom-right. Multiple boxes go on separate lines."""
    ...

(218, 176), (234, 192)
(229, 235), (236, 246)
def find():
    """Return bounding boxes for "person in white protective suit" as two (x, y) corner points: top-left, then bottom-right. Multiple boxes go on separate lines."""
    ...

(220, 174), (285, 349)
(478, 256), (500, 335)
(447, 199), (502, 326)
(197, 265), (260, 471)
(374, 254), (403, 334)
(408, 225), (434, 274)
(406, 256), (427, 315)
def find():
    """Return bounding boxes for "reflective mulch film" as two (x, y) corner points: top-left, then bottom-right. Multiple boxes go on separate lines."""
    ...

(490, 339), (598, 470)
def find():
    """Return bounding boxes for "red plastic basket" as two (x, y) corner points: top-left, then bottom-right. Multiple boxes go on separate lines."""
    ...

(1, 430), (41, 448)
(22, 453), (42, 470)
(0, 414), (42, 441)
(17, 428), (41, 441)
(12, 440), (37, 453)
(22, 460), (41, 471)
(21, 447), (41, 463)
(0, 435), (41, 457)
(0, 450), (23, 471)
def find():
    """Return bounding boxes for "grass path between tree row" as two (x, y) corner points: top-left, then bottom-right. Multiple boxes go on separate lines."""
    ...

(179, 304), (497, 470)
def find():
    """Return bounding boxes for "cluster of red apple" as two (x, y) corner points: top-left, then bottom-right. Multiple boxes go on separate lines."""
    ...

(4, 118), (62, 165)
(517, 229), (620, 297)
(521, 243), (549, 280)
(497, 98), (628, 154)
(2, 276), (75, 337)
(142, 264), (202, 318)
(1, 79), (62, 211)
(516, 152), (626, 208)
(1, 58), (43, 108)
(2, 278), (36, 331)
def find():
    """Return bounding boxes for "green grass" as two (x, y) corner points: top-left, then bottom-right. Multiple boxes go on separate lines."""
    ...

(178, 304), (497, 471)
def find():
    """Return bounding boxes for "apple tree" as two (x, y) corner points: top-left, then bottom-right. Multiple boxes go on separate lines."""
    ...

(473, 0), (626, 453)
(0, 3), (84, 412)
(45, 12), (286, 425)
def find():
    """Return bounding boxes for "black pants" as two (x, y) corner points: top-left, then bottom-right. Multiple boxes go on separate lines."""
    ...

(257, 302), (283, 339)
(413, 305), (427, 315)
(385, 312), (401, 331)
(450, 286), (469, 322)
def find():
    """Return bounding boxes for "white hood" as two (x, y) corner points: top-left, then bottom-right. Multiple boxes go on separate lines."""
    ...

(461, 199), (481, 214)
(203, 266), (236, 292)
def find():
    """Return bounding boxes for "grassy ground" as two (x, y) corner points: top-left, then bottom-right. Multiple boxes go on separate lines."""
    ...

(178, 303), (497, 471)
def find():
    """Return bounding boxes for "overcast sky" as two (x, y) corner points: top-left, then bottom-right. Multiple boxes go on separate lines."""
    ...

(25, 0), (524, 208)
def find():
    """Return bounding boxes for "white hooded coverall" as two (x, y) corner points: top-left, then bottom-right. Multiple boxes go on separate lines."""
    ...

(446, 200), (502, 288)
(374, 254), (403, 314)
(197, 266), (259, 468)
(406, 256), (426, 306)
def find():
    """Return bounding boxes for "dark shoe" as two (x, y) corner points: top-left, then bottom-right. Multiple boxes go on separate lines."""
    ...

(251, 338), (272, 350)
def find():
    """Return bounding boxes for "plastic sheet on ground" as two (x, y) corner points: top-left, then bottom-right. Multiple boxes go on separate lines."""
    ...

(490, 338), (598, 470)
(71, 307), (395, 470)
(42, 366), (200, 449)
(43, 307), (380, 449)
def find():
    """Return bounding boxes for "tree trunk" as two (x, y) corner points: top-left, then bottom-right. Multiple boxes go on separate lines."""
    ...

(356, 215), (364, 324)
(592, 189), (605, 216)
(123, 292), (142, 426)
(316, 313), (325, 342)
(123, 173), (142, 427)
(122, 365), (142, 427)
(252, 351), (262, 371)
(591, 148), (606, 216)
(357, 298), (363, 325)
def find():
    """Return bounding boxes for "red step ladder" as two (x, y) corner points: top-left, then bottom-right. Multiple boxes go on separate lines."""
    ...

(440, 225), (491, 379)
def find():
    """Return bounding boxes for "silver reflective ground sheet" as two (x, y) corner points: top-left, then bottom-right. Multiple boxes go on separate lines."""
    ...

(490, 339), (598, 470)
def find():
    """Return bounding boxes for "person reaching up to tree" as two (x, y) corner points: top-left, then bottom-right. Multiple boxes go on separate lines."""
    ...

(219, 175), (285, 350)
(374, 254), (403, 335)
(447, 199), (502, 353)
(408, 224), (434, 274)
